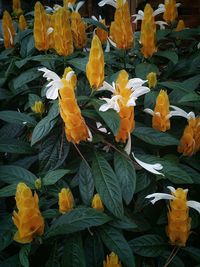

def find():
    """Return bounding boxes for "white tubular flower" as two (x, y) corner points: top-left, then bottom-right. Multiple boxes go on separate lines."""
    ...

(132, 152), (164, 176)
(98, 0), (117, 8)
(87, 127), (93, 142)
(124, 133), (131, 155)
(187, 201), (200, 214)
(132, 4), (165, 23)
(169, 105), (195, 120)
(69, 1), (84, 12)
(96, 122), (108, 133)
(156, 21), (168, 29)
(99, 95), (122, 113)
(38, 67), (64, 100)
(146, 193), (175, 204)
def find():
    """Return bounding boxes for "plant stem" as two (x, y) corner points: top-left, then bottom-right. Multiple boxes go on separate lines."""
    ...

(163, 246), (179, 267)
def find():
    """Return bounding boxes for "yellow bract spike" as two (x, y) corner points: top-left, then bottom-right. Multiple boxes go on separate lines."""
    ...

(86, 35), (104, 89)
(71, 11), (87, 49)
(2, 11), (16, 49)
(178, 117), (200, 156)
(163, 0), (178, 23)
(12, 183), (44, 243)
(140, 4), (157, 58)
(147, 72), (157, 89)
(34, 2), (49, 51)
(53, 8), (74, 56)
(58, 188), (74, 214)
(92, 194), (104, 211)
(63, 0), (76, 8)
(115, 70), (135, 143)
(110, 1), (134, 50)
(59, 68), (90, 143)
(152, 90), (170, 132)
(176, 19), (185, 31)
(13, 0), (23, 17)
(19, 14), (27, 31)
(103, 252), (122, 267)
(166, 188), (191, 247)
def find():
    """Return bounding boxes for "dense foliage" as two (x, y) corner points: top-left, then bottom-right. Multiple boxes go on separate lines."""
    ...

(0, 0), (200, 266)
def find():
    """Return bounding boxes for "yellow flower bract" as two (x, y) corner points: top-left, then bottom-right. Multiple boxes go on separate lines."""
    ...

(58, 188), (74, 214)
(12, 183), (44, 244)
(2, 11), (16, 49)
(92, 193), (104, 211)
(103, 252), (122, 267)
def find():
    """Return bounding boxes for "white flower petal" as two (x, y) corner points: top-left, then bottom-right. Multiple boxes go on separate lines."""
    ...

(108, 37), (117, 48)
(87, 127), (93, 142)
(132, 10), (144, 23)
(167, 186), (176, 193)
(124, 133), (131, 155)
(65, 71), (75, 81)
(131, 86), (150, 98)
(144, 108), (155, 116)
(53, 4), (62, 11)
(7, 27), (13, 45)
(99, 95), (121, 113)
(96, 122), (107, 133)
(126, 97), (137, 107)
(156, 21), (168, 29)
(38, 67), (61, 82)
(98, 0), (116, 8)
(187, 201), (200, 214)
(46, 86), (59, 100)
(132, 152), (164, 176)
(98, 81), (115, 93)
(47, 27), (54, 35)
(153, 6), (165, 16)
(68, 3), (74, 11)
(170, 105), (195, 120)
(145, 193), (175, 204)
(45, 6), (53, 12)
(91, 15), (98, 21)
(126, 78), (147, 89)
(197, 42), (200, 49)
(75, 1), (85, 12)
(105, 40), (110, 53)
(176, 3), (181, 7)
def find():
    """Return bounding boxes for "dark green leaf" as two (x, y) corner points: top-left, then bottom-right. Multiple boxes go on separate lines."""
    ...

(0, 138), (33, 154)
(92, 152), (123, 218)
(179, 93), (200, 103)
(98, 225), (135, 267)
(129, 234), (167, 257)
(114, 152), (136, 204)
(182, 247), (200, 263)
(0, 165), (37, 187)
(0, 111), (36, 126)
(84, 235), (104, 267)
(0, 229), (13, 252)
(78, 160), (94, 205)
(19, 245), (31, 267)
(62, 233), (86, 267)
(68, 57), (88, 72)
(45, 207), (111, 238)
(0, 184), (17, 197)
(43, 169), (71, 186)
(155, 51), (178, 64)
(133, 127), (179, 146)
(135, 63), (159, 79)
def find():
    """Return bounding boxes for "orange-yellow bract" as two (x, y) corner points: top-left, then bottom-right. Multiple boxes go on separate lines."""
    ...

(86, 35), (104, 89)
(47, 13), (55, 49)
(12, 183), (44, 244)
(92, 193), (104, 211)
(163, 0), (178, 23)
(103, 252), (122, 267)
(109, 0), (134, 50)
(152, 90), (170, 132)
(178, 117), (200, 156)
(58, 188), (74, 214)
(71, 10), (87, 49)
(2, 11), (16, 49)
(140, 4), (157, 58)
(54, 8), (74, 56)
(34, 2), (49, 51)
(176, 19), (185, 31)
(59, 67), (90, 144)
(115, 70), (135, 142)
(147, 72), (157, 89)
(12, 0), (23, 17)
(63, 0), (76, 8)
(96, 18), (108, 44)
(19, 14), (27, 31)
(166, 188), (191, 247)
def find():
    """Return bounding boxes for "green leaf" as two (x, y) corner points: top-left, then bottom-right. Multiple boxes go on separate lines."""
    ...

(179, 93), (200, 103)
(0, 229), (13, 252)
(84, 18), (108, 32)
(133, 127), (179, 146)
(114, 152), (136, 205)
(19, 245), (31, 267)
(0, 88), (12, 100)
(135, 63), (159, 79)
(0, 165), (37, 187)
(62, 233), (86, 267)
(68, 57), (88, 72)
(43, 169), (71, 186)
(84, 235), (104, 267)
(45, 207), (111, 238)
(182, 247), (200, 263)
(98, 225), (135, 267)
(159, 251), (185, 267)
(0, 254), (20, 267)
(0, 111), (36, 126)
(110, 215), (138, 230)
(78, 160), (94, 205)
(92, 152), (123, 218)
(0, 184), (17, 197)
(135, 171), (151, 193)
(155, 51), (178, 64)
(42, 209), (59, 219)
(129, 234), (167, 257)
(11, 67), (41, 92)
(158, 81), (188, 92)
(92, 99), (120, 136)
(0, 138), (33, 154)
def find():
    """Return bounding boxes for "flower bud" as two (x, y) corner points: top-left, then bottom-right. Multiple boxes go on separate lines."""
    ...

(92, 194), (104, 211)
(31, 101), (45, 115)
(103, 252), (122, 267)
(176, 19), (185, 31)
(19, 15), (27, 31)
(35, 178), (42, 190)
(58, 188), (74, 214)
(147, 72), (157, 89)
